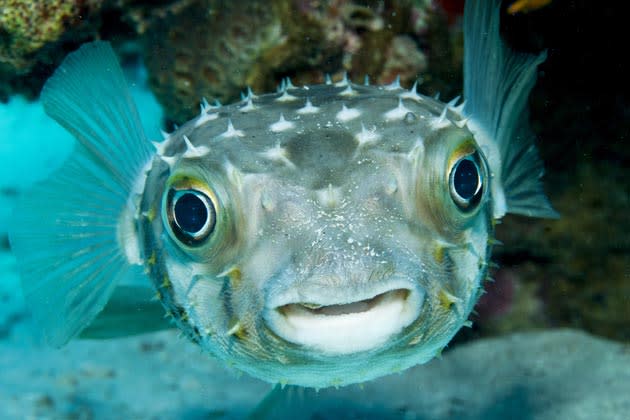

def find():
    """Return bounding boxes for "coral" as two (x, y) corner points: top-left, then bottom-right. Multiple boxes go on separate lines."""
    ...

(0, 0), (182, 100)
(0, 1), (446, 122)
(0, 1), (167, 100)
(0, 1), (94, 71)
(141, 0), (439, 124)
(0, 0), (105, 100)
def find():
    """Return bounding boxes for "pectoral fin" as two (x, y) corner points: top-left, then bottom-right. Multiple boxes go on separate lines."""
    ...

(80, 286), (173, 339)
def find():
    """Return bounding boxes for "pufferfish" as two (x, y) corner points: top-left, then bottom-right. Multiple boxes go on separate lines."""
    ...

(9, 0), (556, 388)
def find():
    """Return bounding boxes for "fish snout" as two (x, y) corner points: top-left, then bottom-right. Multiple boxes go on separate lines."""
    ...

(263, 277), (424, 354)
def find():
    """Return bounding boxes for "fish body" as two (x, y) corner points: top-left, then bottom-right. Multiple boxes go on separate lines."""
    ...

(9, 0), (556, 388)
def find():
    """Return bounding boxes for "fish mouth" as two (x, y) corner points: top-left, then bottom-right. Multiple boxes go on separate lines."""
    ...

(265, 286), (424, 354)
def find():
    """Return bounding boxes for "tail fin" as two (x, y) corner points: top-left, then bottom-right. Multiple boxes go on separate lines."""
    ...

(8, 42), (155, 346)
(463, 0), (558, 219)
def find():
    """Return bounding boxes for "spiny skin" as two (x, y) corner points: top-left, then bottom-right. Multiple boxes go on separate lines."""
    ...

(137, 79), (493, 387)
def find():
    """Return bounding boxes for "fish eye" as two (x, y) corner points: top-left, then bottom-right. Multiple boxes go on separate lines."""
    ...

(167, 188), (216, 246)
(449, 152), (484, 211)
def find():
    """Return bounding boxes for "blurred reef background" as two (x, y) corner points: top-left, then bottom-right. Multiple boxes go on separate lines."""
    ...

(0, 0), (628, 417)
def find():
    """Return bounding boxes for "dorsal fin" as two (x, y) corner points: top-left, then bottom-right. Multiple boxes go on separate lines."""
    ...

(463, 0), (558, 218)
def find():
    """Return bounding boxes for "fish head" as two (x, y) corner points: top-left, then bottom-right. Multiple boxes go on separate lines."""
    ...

(138, 85), (493, 386)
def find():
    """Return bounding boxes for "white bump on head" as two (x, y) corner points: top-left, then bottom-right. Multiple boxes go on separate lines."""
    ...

(339, 84), (356, 96)
(454, 117), (470, 129)
(384, 98), (411, 121)
(335, 72), (349, 87)
(384, 75), (402, 90)
(260, 144), (296, 168)
(399, 80), (422, 101)
(152, 141), (167, 156)
(159, 154), (178, 169)
(316, 184), (342, 208)
(430, 106), (452, 130)
(224, 159), (243, 191)
(153, 130), (180, 155)
(220, 119), (245, 138)
(406, 139), (425, 163)
(200, 97), (210, 112)
(276, 90), (298, 102)
(240, 97), (256, 112)
(297, 98), (320, 114)
(355, 123), (380, 147)
(336, 104), (361, 122)
(447, 95), (461, 109)
(244, 86), (257, 100)
(284, 77), (296, 89)
(194, 111), (219, 127)
(182, 135), (210, 158)
(270, 114), (295, 132)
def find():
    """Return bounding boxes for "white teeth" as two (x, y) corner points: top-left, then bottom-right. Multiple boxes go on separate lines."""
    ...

(336, 104), (361, 122)
(265, 288), (424, 355)
(270, 114), (295, 132)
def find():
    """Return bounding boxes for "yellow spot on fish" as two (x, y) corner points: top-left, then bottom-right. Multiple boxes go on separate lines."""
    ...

(227, 318), (246, 338)
(438, 289), (459, 311)
(224, 266), (242, 288)
(408, 334), (423, 346)
(144, 206), (156, 222)
(160, 275), (171, 289)
(433, 245), (445, 264)
(147, 251), (156, 266)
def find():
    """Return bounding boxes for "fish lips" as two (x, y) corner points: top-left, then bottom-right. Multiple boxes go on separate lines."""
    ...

(263, 276), (425, 355)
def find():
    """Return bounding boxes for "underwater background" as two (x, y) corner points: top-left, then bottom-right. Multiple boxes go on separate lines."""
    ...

(0, 0), (628, 418)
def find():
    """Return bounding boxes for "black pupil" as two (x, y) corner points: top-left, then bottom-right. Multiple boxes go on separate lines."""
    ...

(454, 158), (479, 200)
(174, 192), (208, 233)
